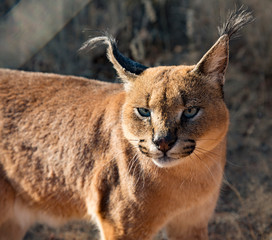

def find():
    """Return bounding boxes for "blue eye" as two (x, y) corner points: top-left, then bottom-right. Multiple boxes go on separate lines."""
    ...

(137, 108), (151, 118)
(183, 107), (199, 119)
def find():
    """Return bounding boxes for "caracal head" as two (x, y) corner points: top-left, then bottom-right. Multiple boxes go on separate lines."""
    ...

(121, 60), (229, 168)
(81, 6), (254, 166)
(115, 33), (229, 167)
(81, 33), (230, 167)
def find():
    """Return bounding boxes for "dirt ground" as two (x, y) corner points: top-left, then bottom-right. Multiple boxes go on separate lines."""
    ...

(0, 0), (271, 239)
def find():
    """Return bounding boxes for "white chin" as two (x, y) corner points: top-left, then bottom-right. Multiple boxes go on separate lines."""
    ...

(152, 157), (181, 168)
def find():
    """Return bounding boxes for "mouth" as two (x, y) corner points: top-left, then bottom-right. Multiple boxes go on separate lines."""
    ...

(138, 139), (195, 168)
(152, 156), (182, 168)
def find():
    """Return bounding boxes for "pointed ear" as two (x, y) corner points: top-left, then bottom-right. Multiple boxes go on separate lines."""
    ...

(80, 35), (148, 85)
(192, 35), (229, 84)
(192, 7), (254, 84)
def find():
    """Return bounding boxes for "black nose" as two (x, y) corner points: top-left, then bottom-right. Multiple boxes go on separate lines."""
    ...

(153, 131), (177, 153)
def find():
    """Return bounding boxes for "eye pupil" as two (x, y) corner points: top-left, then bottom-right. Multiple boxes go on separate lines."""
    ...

(137, 108), (151, 118)
(183, 107), (199, 119)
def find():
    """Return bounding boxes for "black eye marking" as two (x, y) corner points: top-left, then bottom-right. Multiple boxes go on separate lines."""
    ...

(182, 139), (196, 156)
(183, 145), (195, 155)
(139, 145), (149, 155)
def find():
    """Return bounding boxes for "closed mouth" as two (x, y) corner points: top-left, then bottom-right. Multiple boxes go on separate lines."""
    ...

(152, 156), (181, 168)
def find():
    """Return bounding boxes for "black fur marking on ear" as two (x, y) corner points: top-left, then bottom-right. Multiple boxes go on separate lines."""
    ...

(218, 6), (254, 39)
(80, 34), (148, 75)
(110, 39), (148, 75)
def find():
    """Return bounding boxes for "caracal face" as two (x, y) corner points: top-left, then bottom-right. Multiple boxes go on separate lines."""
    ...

(122, 65), (229, 168)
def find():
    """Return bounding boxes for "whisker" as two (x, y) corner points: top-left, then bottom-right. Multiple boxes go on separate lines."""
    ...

(222, 178), (244, 205)
(197, 138), (221, 141)
(195, 146), (242, 167)
(196, 149), (232, 184)
(193, 152), (222, 188)
(140, 165), (146, 190)
(128, 154), (138, 175)
(194, 148), (229, 184)
(195, 146), (220, 157)
(194, 148), (222, 169)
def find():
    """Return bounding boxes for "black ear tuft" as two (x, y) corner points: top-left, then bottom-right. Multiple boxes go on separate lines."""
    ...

(192, 7), (253, 84)
(218, 6), (254, 39)
(80, 34), (148, 80)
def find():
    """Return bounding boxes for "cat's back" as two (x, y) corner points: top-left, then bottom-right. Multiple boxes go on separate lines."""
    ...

(0, 68), (124, 134)
(0, 68), (122, 101)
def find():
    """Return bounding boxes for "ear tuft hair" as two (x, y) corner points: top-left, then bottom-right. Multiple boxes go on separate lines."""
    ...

(80, 34), (148, 80)
(218, 6), (254, 39)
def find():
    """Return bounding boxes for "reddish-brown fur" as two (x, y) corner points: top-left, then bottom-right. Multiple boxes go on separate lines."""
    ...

(0, 9), (252, 240)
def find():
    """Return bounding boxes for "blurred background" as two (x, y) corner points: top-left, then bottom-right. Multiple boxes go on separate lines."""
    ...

(0, 0), (271, 239)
